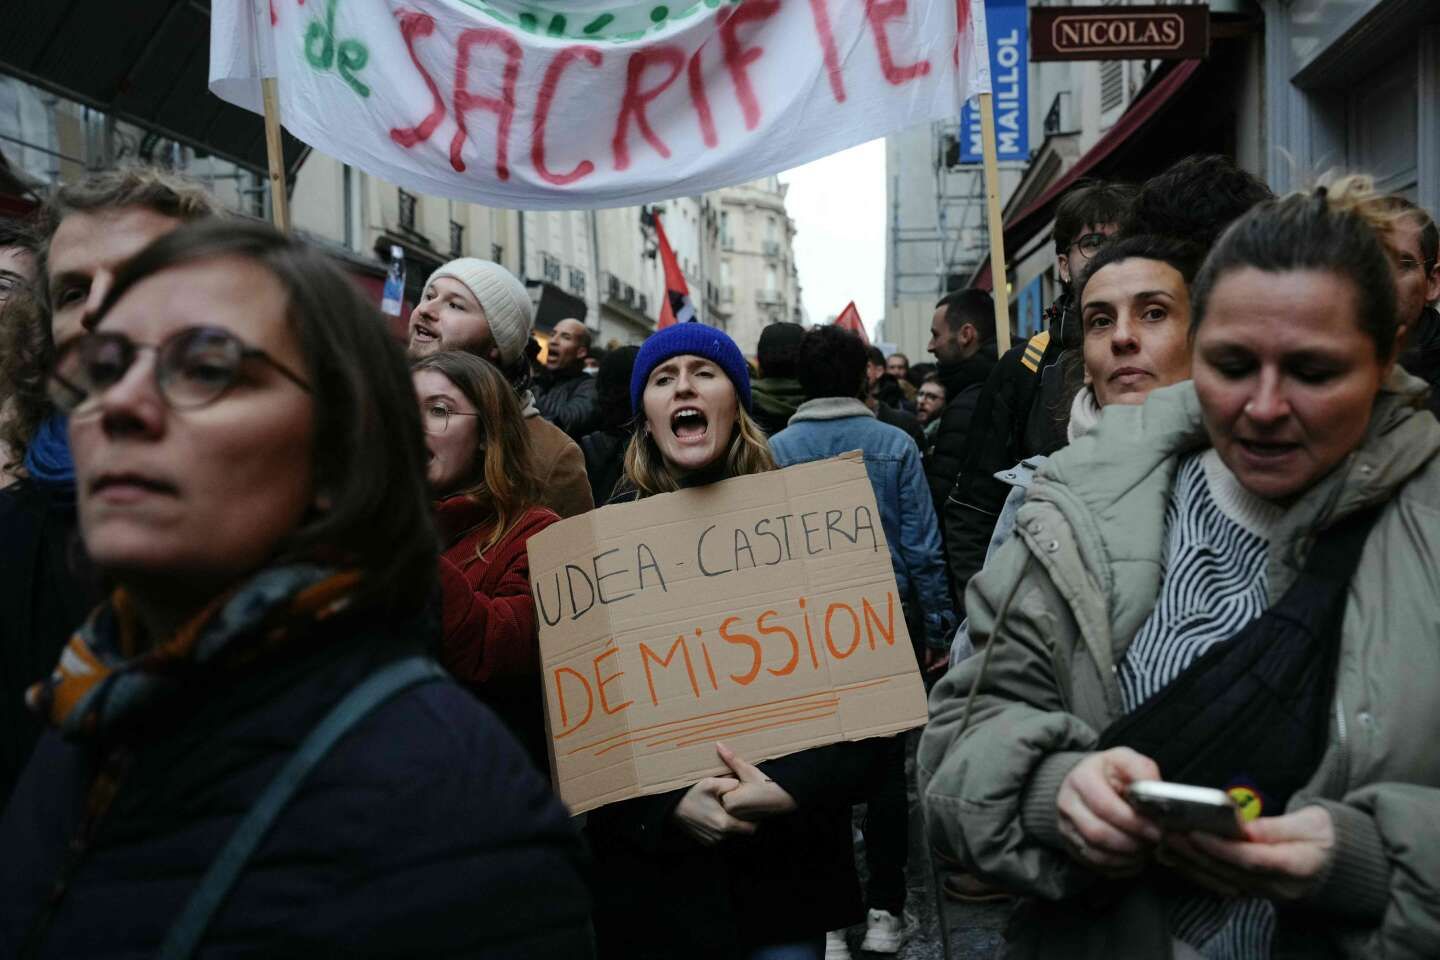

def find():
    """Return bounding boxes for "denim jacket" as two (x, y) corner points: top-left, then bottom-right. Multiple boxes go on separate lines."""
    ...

(770, 398), (956, 648)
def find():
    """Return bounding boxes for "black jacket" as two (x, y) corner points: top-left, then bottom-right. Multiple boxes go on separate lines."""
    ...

(942, 328), (1073, 606)
(585, 741), (877, 958)
(590, 489), (876, 957)
(0, 613), (594, 959)
(877, 402), (925, 450)
(1400, 305), (1440, 418)
(579, 427), (629, 505)
(923, 349), (997, 518)
(535, 368), (601, 438)
(0, 479), (98, 808)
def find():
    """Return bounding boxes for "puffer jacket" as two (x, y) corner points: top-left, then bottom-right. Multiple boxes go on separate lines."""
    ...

(534, 368), (601, 439)
(770, 398), (956, 647)
(924, 350), (997, 519)
(919, 371), (1440, 959)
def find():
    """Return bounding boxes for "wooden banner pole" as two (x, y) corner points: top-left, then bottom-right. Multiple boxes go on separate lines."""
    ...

(261, 77), (291, 234)
(976, 91), (1010, 354)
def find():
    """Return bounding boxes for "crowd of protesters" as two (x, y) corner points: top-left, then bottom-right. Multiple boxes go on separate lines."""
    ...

(0, 153), (1436, 960)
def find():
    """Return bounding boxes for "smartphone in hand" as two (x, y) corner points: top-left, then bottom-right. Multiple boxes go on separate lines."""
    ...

(1125, 781), (1245, 839)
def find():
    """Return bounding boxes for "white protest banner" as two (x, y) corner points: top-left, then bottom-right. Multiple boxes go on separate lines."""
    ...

(211, 0), (990, 209)
(526, 453), (929, 815)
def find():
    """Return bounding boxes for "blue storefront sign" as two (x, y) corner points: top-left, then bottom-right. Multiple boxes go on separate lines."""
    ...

(1016, 274), (1045, 338)
(960, 0), (1029, 164)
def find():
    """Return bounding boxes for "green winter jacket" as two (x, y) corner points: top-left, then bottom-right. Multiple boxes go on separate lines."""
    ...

(919, 371), (1440, 959)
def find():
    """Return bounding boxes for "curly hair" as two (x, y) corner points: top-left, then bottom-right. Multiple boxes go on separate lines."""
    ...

(797, 324), (868, 400)
(1121, 154), (1274, 253)
(0, 288), (54, 477)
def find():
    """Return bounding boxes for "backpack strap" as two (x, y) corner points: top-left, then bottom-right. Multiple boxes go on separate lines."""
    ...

(1019, 330), (1051, 373)
(156, 655), (447, 960)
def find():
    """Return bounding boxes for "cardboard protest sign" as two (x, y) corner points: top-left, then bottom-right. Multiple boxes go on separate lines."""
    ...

(210, 0), (990, 209)
(526, 452), (929, 814)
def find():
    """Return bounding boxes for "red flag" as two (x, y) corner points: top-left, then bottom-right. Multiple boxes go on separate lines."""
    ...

(654, 212), (697, 328)
(834, 301), (869, 344)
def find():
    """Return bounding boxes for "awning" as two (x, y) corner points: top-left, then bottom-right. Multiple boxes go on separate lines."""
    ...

(1, 2), (307, 181)
(973, 58), (1205, 290)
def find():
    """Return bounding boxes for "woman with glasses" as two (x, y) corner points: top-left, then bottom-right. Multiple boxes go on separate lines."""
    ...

(0, 220), (593, 957)
(412, 350), (558, 770)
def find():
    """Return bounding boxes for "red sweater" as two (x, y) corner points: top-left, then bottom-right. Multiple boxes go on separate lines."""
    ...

(435, 495), (560, 766)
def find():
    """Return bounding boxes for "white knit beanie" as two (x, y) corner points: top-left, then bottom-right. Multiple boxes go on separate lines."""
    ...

(424, 258), (533, 366)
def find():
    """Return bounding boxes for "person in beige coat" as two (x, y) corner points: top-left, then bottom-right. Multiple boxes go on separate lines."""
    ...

(921, 181), (1440, 959)
(406, 257), (593, 519)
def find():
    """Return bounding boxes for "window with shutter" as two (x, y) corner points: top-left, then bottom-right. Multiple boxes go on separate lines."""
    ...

(1100, 60), (1124, 114)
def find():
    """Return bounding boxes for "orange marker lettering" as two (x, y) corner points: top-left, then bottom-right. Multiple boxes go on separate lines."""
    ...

(862, 592), (897, 649)
(824, 602), (861, 659)
(552, 666), (594, 737)
(719, 616), (763, 686)
(593, 639), (633, 716)
(640, 634), (701, 706)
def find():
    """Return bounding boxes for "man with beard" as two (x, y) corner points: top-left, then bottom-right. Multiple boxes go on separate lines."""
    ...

(407, 258), (592, 518)
(923, 289), (997, 518)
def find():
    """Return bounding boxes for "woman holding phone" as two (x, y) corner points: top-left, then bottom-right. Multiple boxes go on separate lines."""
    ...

(920, 181), (1440, 958)
(587, 323), (878, 960)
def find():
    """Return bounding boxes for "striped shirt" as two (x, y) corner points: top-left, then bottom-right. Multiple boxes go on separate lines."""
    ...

(1119, 451), (1283, 959)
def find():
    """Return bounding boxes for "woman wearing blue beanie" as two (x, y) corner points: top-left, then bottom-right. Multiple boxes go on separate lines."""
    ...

(588, 322), (874, 960)
(617, 322), (773, 495)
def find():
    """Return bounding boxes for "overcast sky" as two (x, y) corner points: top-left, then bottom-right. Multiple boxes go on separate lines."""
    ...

(778, 138), (885, 339)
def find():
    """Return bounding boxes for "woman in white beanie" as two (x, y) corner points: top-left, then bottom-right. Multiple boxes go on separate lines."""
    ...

(408, 258), (593, 519)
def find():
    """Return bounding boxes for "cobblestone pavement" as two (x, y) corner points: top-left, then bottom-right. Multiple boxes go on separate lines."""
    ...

(832, 733), (1010, 960)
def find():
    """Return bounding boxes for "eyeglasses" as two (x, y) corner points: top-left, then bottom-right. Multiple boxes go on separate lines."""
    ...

(1389, 253), (1425, 274)
(421, 402), (482, 435)
(918, 390), (945, 402)
(49, 326), (311, 414)
(1071, 233), (1109, 259)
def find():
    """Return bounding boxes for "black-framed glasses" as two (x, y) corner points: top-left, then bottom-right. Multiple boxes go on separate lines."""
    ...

(1072, 232), (1109, 259)
(49, 326), (311, 414)
(421, 401), (482, 435)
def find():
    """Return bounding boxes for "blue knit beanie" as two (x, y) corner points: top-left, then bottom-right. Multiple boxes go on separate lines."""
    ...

(630, 323), (752, 416)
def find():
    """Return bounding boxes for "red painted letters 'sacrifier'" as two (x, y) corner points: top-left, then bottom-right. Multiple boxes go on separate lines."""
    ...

(533, 46), (604, 185)
(612, 46), (686, 171)
(390, 11), (446, 149)
(952, 0), (970, 66)
(718, 0), (779, 131)
(451, 28), (522, 179)
(687, 46), (718, 148)
(864, 0), (931, 85)
(806, 0), (847, 103)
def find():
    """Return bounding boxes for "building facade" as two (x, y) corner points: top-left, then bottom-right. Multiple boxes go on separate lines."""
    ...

(716, 177), (804, 358)
(882, 0), (1272, 355)
(1260, 0), (1438, 218)
(290, 152), (671, 351)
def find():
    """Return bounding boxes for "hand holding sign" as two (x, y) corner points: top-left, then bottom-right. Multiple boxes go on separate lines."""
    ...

(672, 773), (753, 847)
(717, 741), (798, 822)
